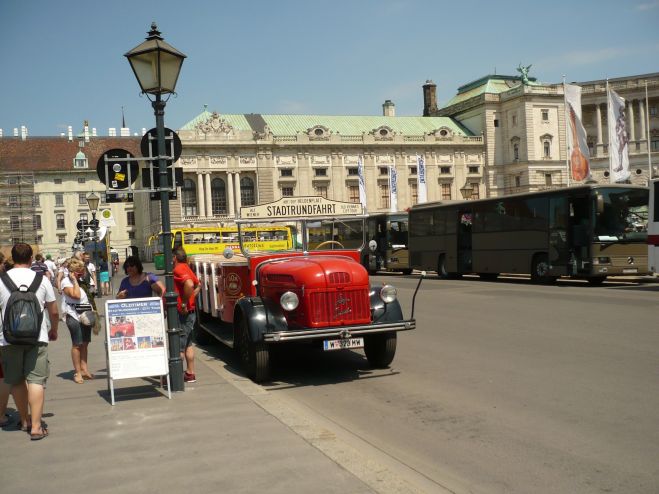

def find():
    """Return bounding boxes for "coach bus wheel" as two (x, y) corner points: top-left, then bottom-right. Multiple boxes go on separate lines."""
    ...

(437, 255), (449, 279)
(531, 254), (556, 284)
(238, 318), (270, 383)
(587, 276), (607, 285)
(364, 332), (397, 368)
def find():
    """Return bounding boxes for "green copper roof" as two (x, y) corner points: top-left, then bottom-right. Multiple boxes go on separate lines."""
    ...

(180, 111), (473, 136)
(443, 74), (541, 108)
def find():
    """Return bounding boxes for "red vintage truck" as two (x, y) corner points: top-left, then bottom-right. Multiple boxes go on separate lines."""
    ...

(191, 196), (422, 383)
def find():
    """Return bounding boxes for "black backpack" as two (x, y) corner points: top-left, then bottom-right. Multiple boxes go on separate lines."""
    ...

(1, 272), (44, 345)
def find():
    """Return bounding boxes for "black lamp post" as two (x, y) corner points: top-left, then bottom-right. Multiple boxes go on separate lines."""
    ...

(460, 182), (473, 200)
(86, 192), (100, 265)
(125, 23), (187, 392)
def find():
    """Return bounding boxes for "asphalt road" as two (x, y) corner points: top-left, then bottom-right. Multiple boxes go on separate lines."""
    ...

(253, 275), (659, 494)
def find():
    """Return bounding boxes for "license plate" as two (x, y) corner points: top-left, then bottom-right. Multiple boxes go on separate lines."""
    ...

(323, 337), (364, 351)
(622, 268), (638, 274)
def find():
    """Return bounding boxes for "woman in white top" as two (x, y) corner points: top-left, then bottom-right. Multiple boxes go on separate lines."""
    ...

(61, 258), (94, 384)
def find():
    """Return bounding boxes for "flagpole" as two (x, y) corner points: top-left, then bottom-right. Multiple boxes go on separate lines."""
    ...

(606, 78), (611, 183)
(646, 80), (652, 181)
(563, 75), (570, 187)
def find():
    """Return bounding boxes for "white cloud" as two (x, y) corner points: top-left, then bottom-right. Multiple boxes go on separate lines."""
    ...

(636, 1), (659, 10)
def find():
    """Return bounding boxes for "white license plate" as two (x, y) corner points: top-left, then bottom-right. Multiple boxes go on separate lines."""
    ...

(323, 337), (364, 351)
(622, 268), (638, 274)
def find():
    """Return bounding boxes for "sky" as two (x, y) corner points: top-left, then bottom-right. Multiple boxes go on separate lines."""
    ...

(1, 0), (658, 137)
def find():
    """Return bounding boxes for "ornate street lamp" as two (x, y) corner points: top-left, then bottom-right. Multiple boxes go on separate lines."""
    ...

(460, 182), (473, 200)
(125, 23), (186, 392)
(86, 192), (100, 264)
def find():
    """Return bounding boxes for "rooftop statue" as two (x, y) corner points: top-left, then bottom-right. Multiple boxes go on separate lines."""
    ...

(516, 63), (532, 85)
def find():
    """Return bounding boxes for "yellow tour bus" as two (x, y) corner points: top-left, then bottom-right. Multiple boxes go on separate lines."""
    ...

(152, 225), (295, 270)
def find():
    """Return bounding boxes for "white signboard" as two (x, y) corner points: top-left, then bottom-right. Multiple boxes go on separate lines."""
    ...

(239, 196), (364, 221)
(105, 297), (169, 404)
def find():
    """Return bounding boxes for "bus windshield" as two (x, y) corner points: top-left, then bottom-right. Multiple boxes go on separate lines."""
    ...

(594, 188), (648, 242)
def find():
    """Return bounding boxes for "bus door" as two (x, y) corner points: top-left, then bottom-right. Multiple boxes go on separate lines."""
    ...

(548, 196), (570, 275)
(568, 195), (591, 275)
(457, 209), (472, 272)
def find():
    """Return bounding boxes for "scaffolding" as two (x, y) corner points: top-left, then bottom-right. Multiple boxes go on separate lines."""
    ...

(0, 171), (38, 251)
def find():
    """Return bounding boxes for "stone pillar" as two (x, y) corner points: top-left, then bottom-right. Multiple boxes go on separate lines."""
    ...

(196, 172), (206, 217)
(628, 100), (636, 144)
(234, 172), (242, 210)
(227, 172), (235, 218)
(205, 173), (213, 217)
(639, 98), (647, 146)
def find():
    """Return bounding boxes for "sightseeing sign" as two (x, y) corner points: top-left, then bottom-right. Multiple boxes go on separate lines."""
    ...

(239, 196), (364, 221)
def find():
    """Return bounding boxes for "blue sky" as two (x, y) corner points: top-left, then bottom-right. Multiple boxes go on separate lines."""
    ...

(1, 0), (657, 136)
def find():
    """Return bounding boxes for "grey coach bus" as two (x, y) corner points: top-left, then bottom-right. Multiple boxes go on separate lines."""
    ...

(409, 184), (649, 284)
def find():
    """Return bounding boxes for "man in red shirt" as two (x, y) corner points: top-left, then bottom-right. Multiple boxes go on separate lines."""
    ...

(172, 248), (201, 383)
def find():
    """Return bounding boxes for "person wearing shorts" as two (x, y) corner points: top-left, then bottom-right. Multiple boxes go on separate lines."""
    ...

(173, 248), (201, 384)
(0, 243), (59, 440)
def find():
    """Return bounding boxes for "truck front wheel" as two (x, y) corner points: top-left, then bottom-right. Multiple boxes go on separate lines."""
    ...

(364, 332), (397, 368)
(238, 318), (270, 383)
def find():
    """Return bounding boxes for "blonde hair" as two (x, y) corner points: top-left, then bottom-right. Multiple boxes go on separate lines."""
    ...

(68, 258), (85, 274)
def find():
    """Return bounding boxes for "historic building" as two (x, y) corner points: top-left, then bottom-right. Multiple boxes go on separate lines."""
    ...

(0, 130), (141, 258)
(435, 72), (659, 196)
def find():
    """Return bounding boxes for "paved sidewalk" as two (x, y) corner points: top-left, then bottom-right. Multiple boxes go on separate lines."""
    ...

(1, 291), (373, 494)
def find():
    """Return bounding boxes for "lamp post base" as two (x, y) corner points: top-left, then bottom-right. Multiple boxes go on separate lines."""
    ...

(167, 328), (185, 391)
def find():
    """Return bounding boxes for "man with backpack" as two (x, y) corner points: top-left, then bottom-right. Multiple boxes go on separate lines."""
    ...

(0, 243), (59, 440)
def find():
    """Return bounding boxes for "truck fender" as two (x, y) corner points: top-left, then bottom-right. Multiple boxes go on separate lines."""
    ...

(234, 297), (289, 342)
(369, 288), (404, 323)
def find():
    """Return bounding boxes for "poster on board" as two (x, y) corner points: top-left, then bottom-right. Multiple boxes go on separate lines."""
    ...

(105, 297), (168, 382)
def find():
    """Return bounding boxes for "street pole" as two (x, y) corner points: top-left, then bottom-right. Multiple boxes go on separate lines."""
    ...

(154, 93), (184, 392)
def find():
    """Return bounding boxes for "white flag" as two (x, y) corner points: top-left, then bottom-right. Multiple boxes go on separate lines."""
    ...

(607, 88), (630, 183)
(416, 154), (427, 204)
(564, 83), (591, 182)
(389, 165), (398, 213)
(357, 157), (367, 211)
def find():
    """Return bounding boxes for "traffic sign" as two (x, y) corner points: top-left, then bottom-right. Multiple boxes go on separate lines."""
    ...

(77, 219), (99, 231)
(141, 166), (183, 189)
(140, 127), (182, 167)
(97, 149), (138, 188)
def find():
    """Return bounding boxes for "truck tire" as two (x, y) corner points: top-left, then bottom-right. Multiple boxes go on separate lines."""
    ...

(531, 254), (556, 284)
(238, 318), (270, 383)
(364, 332), (397, 368)
(193, 309), (213, 345)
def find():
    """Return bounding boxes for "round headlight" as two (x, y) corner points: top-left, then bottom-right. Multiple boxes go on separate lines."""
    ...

(379, 284), (397, 303)
(280, 291), (299, 311)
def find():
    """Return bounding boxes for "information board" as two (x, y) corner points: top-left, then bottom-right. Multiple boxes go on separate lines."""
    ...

(105, 297), (169, 403)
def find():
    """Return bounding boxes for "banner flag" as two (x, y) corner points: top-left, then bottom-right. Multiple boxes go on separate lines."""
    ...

(416, 154), (427, 204)
(357, 156), (367, 211)
(389, 165), (398, 213)
(607, 87), (631, 183)
(564, 83), (591, 182)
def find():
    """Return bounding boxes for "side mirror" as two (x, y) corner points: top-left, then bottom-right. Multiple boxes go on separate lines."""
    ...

(223, 247), (233, 259)
(368, 240), (377, 252)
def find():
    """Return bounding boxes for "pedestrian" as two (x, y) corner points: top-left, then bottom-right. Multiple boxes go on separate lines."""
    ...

(116, 256), (165, 299)
(98, 254), (110, 297)
(0, 243), (58, 440)
(60, 258), (94, 384)
(31, 254), (52, 282)
(44, 254), (57, 280)
(173, 248), (201, 383)
(82, 252), (97, 298)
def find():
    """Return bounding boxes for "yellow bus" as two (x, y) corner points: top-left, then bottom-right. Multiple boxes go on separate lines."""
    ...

(153, 225), (294, 270)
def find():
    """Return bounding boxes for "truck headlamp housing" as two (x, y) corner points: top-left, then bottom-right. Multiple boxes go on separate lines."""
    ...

(379, 284), (397, 303)
(280, 291), (299, 311)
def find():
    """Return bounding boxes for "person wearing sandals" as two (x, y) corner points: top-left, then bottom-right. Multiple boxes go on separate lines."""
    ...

(116, 256), (165, 300)
(61, 258), (94, 384)
(0, 243), (59, 440)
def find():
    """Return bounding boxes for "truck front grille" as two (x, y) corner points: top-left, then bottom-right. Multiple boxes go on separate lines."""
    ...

(309, 289), (370, 325)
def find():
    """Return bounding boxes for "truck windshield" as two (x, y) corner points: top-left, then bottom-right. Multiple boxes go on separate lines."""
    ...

(594, 188), (648, 242)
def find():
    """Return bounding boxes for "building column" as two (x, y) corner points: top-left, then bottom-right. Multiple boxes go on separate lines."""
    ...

(234, 172), (242, 210)
(227, 172), (235, 218)
(204, 173), (213, 217)
(196, 172), (206, 217)
(639, 98), (647, 152)
(628, 100), (636, 144)
(596, 103), (604, 157)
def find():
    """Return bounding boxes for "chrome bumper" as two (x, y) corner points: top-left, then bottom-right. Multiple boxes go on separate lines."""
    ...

(262, 319), (415, 343)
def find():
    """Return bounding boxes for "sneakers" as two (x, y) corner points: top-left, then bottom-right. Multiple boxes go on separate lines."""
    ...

(184, 372), (197, 383)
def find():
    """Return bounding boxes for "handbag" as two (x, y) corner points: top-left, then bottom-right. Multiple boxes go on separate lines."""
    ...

(80, 310), (101, 335)
(74, 303), (93, 314)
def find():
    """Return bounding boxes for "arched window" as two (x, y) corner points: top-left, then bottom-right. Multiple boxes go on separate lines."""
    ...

(211, 178), (227, 215)
(240, 176), (255, 206)
(181, 179), (197, 216)
(544, 140), (551, 158)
